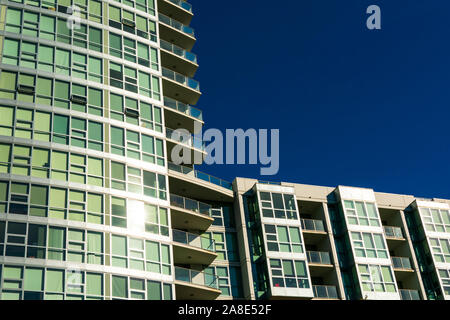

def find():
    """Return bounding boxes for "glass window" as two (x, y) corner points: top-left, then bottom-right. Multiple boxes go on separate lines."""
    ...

(112, 276), (127, 298)
(24, 268), (44, 291)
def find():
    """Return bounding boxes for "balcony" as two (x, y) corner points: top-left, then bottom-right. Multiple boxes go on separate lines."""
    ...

(160, 39), (198, 77)
(158, 0), (193, 25)
(162, 67), (201, 105)
(172, 229), (217, 265)
(301, 219), (326, 233)
(168, 163), (234, 202)
(399, 289), (421, 300)
(170, 194), (214, 231)
(166, 127), (204, 149)
(307, 251), (332, 267)
(391, 257), (413, 271)
(383, 226), (405, 240)
(174, 266), (221, 300)
(163, 96), (203, 134)
(165, 127), (205, 164)
(158, 13), (196, 51)
(312, 285), (339, 300)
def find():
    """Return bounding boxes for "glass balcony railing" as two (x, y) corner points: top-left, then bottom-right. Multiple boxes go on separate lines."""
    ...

(170, 194), (212, 216)
(162, 67), (200, 91)
(159, 13), (195, 36)
(172, 229), (215, 252)
(164, 96), (203, 121)
(301, 218), (326, 232)
(383, 226), (404, 239)
(160, 39), (197, 64)
(174, 266), (219, 289)
(168, 162), (233, 190)
(399, 289), (421, 300)
(166, 0), (192, 12)
(257, 180), (282, 185)
(166, 127), (205, 151)
(313, 285), (339, 299)
(391, 257), (412, 270)
(307, 251), (332, 265)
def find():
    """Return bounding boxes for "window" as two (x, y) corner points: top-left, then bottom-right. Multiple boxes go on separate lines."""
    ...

(109, 94), (163, 132)
(264, 224), (304, 253)
(351, 232), (388, 259)
(108, 5), (157, 42)
(201, 232), (238, 262)
(258, 192), (298, 220)
(1, 37), (103, 84)
(110, 126), (164, 165)
(108, 62), (160, 100)
(108, 275), (169, 300)
(110, 161), (167, 200)
(27, 224), (47, 259)
(211, 205), (235, 228)
(5, 222), (27, 257)
(144, 203), (169, 236)
(0, 70), (103, 116)
(66, 229), (104, 264)
(109, 31), (159, 70)
(429, 238), (450, 263)
(438, 269), (450, 296)
(0, 221), (5, 254)
(112, 0), (156, 15)
(358, 264), (396, 293)
(204, 265), (242, 298)
(344, 200), (380, 227)
(0, 143), (104, 189)
(1, 265), (24, 300)
(48, 227), (65, 261)
(5, 6), (102, 39)
(111, 236), (171, 275)
(24, 267), (44, 300)
(0, 71), (17, 100)
(420, 207), (450, 233)
(269, 259), (310, 289)
(145, 240), (171, 275)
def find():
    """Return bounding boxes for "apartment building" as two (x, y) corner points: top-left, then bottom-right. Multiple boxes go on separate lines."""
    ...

(0, 0), (448, 301)
(232, 178), (450, 300)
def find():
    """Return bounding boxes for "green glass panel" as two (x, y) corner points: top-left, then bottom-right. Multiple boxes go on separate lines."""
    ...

(46, 269), (64, 292)
(147, 280), (161, 300)
(112, 276), (127, 298)
(86, 273), (102, 296)
(24, 268), (44, 291)
(112, 235), (126, 256)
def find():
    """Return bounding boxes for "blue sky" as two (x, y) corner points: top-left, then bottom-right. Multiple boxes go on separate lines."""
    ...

(189, 0), (450, 199)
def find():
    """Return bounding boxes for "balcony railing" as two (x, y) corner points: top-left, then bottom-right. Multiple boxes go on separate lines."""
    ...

(384, 226), (404, 239)
(168, 162), (233, 190)
(166, 127), (205, 151)
(160, 39), (197, 64)
(165, 0), (192, 12)
(164, 96), (203, 120)
(258, 180), (282, 185)
(313, 285), (339, 299)
(391, 257), (412, 270)
(399, 289), (421, 300)
(301, 218), (326, 232)
(162, 67), (200, 91)
(170, 194), (212, 216)
(307, 251), (332, 265)
(172, 229), (215, 252)
(159, 13), (195, 36)
(175, 266), (219, 289)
